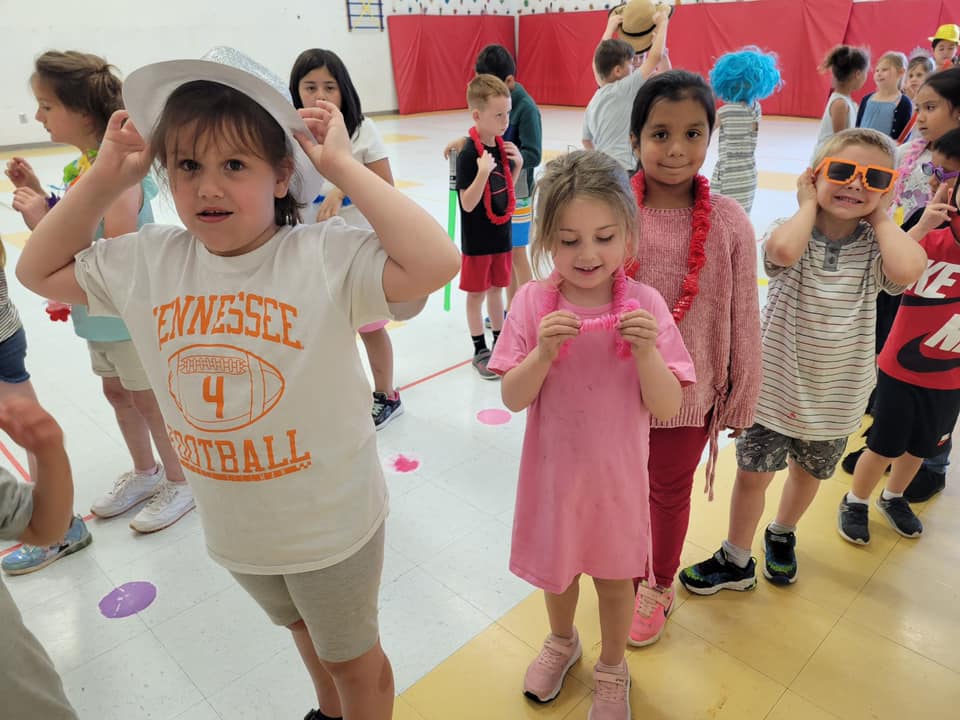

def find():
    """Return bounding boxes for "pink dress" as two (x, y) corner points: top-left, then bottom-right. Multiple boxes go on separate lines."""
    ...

(488, 280), (695, 593)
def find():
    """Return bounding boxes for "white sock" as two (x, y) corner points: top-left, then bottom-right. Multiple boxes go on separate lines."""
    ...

(846, 491), (869, 506)
(881, 488), (903, 501)
(721, 539), (752, 568)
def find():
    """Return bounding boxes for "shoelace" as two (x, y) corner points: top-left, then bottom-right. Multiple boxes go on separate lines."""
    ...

(594, 667), (628, 703)
(109, 470), (137, 495)
(635, 585), (665, 619)
(144, 482), (178, 511)
(536, 637), (572, 670)
(372, 399), (386, 418)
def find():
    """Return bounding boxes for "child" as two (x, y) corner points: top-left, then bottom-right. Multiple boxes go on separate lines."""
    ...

(0, 396), (79, 719)
(442, 44), (543, 314)
(931, 24), (960, 70)
(488, 149), (693, 719)
(812, 46), (869, 161)
(290, 48), (402, 430)
(582, 7), (669, 171)
(680, 129), (927, 593)
(857, 52), (913, 140)
(905, 54), (935, 102)
(839, 128), (960, 545)
(16, 59), (460, 720)
(0, 237), (89, 575)
(623, 70), (762, 646)
(457, 74), (523, 379)
(5, 50), (192, 544)
(708, 47), (782, 213)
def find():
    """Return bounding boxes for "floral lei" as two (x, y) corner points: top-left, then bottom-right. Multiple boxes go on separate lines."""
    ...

(625, 171), (712, 325)
(62, 149), (98, 189)
(468, 127), (515, 225)
(538, 267), (641, 362)
(891, 137), (928, 210)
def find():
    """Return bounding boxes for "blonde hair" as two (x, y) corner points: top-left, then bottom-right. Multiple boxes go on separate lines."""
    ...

(466, 73), (509, 110)
(878, 51), (909, 89)
(530, 150), (637, 279)
(812, 127), (897, 169)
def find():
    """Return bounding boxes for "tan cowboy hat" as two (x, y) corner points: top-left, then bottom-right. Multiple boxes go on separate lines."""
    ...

(930, 24), (960, 44)
(609, 0), (675, 54)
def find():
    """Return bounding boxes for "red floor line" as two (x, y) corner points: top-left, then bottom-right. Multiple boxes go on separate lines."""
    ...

(0, 438), (30, 483)
(398, 358), (473, 391)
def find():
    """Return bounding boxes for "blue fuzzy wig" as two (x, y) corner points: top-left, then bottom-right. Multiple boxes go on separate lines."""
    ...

(709, 47), (782, 105)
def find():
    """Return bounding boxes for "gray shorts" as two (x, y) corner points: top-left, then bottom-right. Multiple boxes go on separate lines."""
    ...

(735, 423), (847, 480)
(87, 340), (152, 392)
(230, 522), (384, 662)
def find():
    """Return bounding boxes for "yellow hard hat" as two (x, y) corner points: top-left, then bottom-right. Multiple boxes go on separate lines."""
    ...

(930, 24), (960, 44)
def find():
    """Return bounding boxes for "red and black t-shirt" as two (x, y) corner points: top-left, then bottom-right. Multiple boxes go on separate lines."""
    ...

(880, 227), (960, 389)
(456, 140), (512, 256)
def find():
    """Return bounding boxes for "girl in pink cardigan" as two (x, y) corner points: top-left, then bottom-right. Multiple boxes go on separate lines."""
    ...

(623, 70), (762, 646)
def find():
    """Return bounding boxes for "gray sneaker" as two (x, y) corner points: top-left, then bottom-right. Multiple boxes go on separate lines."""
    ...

(876, 494), (923, 538)
(838, 496), (870, 545)
(472, 349), (499, 380)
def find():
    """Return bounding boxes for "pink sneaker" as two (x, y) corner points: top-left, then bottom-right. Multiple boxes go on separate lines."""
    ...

(588, 659), (631, 720)
(627, 581), (674, 647)
(523, 628), (582, 703)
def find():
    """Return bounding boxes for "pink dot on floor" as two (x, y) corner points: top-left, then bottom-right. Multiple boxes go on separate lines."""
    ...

(477, 409), (511, 426)
(99, 581), (157, 618)
(388, 453), (421, 473)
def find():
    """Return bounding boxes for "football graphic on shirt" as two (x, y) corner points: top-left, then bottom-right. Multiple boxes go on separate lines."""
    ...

(167, 344), (285, 432)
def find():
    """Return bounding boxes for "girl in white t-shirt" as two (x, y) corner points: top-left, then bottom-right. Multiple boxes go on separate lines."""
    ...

(812, 45), (869, 161)
(290, 49), (402, 430)
(17, 59), (460, 720)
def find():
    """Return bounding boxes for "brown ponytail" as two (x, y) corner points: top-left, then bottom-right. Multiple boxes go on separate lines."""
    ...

(33, 51), (123, 141)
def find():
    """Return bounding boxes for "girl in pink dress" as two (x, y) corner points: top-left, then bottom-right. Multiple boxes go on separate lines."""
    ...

(488, 150), (695, 720)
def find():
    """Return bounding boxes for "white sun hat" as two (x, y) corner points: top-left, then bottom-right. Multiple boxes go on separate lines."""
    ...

(122, 57), (324, 206)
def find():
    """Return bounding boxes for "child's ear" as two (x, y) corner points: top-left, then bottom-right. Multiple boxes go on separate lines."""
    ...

(630, 132), (640, 157)
(274, 158), (294, 198)
(471, 108), (481, 124)
(505, 75), (516, 90)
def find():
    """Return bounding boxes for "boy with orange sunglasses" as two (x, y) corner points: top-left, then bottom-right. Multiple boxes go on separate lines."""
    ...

(681, 128), (926, 594)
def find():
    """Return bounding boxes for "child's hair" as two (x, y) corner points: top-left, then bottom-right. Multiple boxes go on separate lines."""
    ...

(467, 74), (510, 110)
(908, 53), (936, 76)
(530, 150), (637, 278)
(878, 51), (909, 89)
(475, 45), (516, 82)
(920, 66), (960, 106)
(820, 45), (870, 85)
(812, 127), (896, 169)
(931, 126), (960, 158)
(594, 40), (634, 81)
(33, 51), (123, 141)
(289, 49), (364, 138)
(709, 47), (782, 105)
(630, 70), (717, 148)
(150, 81), (301, 226)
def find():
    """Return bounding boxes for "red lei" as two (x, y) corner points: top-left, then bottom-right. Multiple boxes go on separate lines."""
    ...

(624, 172), (712, 325)
(468, 127), (516, 225)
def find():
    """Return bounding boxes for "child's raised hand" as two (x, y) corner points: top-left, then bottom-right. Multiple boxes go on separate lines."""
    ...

(12, 187), (48, 230)
(296, 100), (353, 177)
(315, 189), (345, 222)
(5, 157), (42, 194)
(606, 13), (624, 31)
(477, 149), (495, 177)
(536, 310), (580, 363)
(0, 396), (64, 455)
(93, 111), (153, 190)
(503, 141), (524, 171)
(652, 5), (670, 26)
(618, 309), (659, 358)
(797, 168), (817, 206)
(442, 136), (467, 160)
(867, 187), (896, 227)
(916, 182), (956, 234)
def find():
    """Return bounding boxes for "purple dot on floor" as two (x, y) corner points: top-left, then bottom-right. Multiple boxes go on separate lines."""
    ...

(477, 408), (511, 426)
(99, 581), (157, 618)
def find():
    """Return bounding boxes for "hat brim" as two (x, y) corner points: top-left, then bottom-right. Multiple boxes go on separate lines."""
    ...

(122, 59), (323, 206)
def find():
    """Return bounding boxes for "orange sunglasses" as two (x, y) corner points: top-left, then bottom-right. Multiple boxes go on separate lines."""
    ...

(814, 157), (899, 192)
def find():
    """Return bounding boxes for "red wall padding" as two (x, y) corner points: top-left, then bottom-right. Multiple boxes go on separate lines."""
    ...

(387, 14), (515, 114)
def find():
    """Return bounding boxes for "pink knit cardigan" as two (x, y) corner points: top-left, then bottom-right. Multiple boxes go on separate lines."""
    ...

(633, 193), (763, 491)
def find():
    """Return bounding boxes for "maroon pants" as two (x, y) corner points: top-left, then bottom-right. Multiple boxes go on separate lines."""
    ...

(646, 424), (710, 588)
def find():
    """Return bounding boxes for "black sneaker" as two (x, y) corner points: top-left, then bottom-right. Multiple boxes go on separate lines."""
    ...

(371, 391), (403, 430)
(763, 528), (798, 585)
(876, 495), (923, 537)
(904, 467), (946, 503)
(472, 349), (499, 380)
(678, 549), (757, 595)
(841, 448), (863, 474)
(837, 496), (870, 545)
(304, 710), (341, 720)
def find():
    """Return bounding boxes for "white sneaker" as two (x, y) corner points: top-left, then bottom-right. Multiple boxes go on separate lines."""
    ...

(130, 480), (195, 533)
(91, 466), (165, 517)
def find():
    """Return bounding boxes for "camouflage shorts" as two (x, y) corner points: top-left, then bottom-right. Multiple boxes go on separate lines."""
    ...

(735, 423), (847, 480)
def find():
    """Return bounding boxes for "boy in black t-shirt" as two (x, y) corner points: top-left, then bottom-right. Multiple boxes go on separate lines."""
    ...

(456, 74), (522, 379)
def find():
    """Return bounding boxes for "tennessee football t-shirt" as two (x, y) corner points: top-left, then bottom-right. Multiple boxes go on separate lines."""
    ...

(75, 219), (424, 574)
(880, 227), (960, 390)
